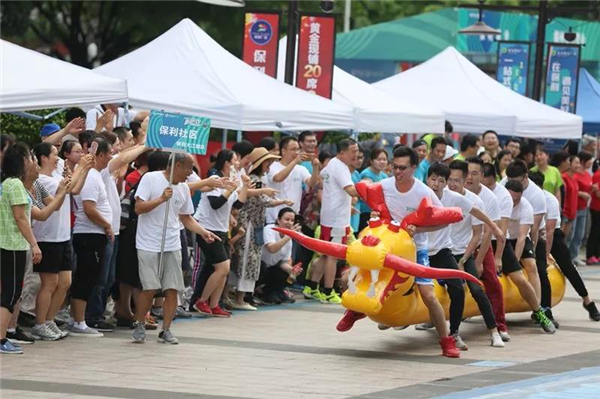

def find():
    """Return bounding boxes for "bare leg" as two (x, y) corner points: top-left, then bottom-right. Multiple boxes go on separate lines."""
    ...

(200, 260), (230, 308)
(508, 271), (540, 311)
(0, 308), (12, 340)
(135, 290), (157, 323)
(9, 301), (21, 330)
(161, 289), (178, 330)
(418, 284), (449, 339)
(71, 299), (88, 323)
(309, 257), (325, 283)
(116, 283), (134, 318)
(522, 259), (540, 303)
(47, 271), (72, 321)
(322, 256), (337, 289)
(35, 273), (59, 324)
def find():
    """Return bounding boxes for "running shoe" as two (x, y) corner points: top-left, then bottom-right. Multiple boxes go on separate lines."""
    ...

(336, 310), (366, 332)
(175, 307), (192, 319)
(210, 306), (231, 318)
(89, 321), (115, 332)
(232, 302), (257, 311)
(46, 321), (69, 339)
(302, 286), (317, 300)
(31, 324), (61, 341)
(586, 256), (600, 265)
(280, 289), (296, 303)
(70, 325), (104, 337)
(193, 300), (213, 316)
(544, 308), (560, 329)
(584, 301), (600, 321)
(132, 321), (146, 343)
(415, 323), (435, 331)
(0, 340), (23, 354)
(452, 333), (469, 351)
(491, 332), (505, 348)
(116, 317), (137, 329)
(145, 313), (158, 330)
(6, 326), (35, 345)
(378, 324), (391, 331)
(150, 307), (164, 320)
(533, 308), (556, 334)
(320, 290), (342, 304)
(498, 330), (511, 342)
(439, 336), (460, 358)
(158, 329), (179, 345)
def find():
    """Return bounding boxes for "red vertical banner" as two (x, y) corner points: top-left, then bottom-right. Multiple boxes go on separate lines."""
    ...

(242, 12), (280, 78)
(295, 14), (336, 99)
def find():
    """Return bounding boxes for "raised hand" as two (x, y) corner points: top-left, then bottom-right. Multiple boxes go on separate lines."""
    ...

(65, 117), (85, 135)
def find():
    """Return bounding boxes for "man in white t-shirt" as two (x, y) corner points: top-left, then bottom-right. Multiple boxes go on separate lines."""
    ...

(308, 138), (359, 304)
(465, 157), (509, 341)
(132, 153), (219, 345)
(502, 179), (556, 334)
(445, 160), (506, 348)
(265, 136), (320, 223)
(337, 146), (461, 359)
(529, 171), (600, 322)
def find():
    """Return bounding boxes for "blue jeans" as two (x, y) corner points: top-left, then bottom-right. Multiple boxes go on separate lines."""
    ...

(415, 248), (434, 286)
(567, 209), (587, 261)
(85, 236), (118, 324)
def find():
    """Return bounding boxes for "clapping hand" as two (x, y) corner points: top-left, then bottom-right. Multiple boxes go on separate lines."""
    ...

(65, 117), (85, 135)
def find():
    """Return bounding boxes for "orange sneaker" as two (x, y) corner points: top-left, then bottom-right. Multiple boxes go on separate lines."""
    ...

(439, 336), (460, 358)
(145, 313), (158, 330)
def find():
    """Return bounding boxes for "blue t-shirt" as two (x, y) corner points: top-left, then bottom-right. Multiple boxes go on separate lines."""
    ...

(358, 168), (388, 213)
(414, 158), (431, 183)
(350, 170), (361, 233)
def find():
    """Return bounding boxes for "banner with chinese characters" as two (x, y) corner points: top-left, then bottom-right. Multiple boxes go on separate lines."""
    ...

(496, 41), (530, 96)
(147, 110), (210, 155)
(295, 14), (336, 99)
(242, 12), (280, 77)
(544, 44), (581, 113)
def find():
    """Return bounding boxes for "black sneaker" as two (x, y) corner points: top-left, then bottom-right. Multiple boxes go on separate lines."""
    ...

(277, 290), (296, 304)
(17, 312), (36, 328)
(545, 308), (559, 329)
(584, 302), (600, 321)
(7, 326), (35, 345)
(116, 317), (136, 329)
(89, 321), (115, 332)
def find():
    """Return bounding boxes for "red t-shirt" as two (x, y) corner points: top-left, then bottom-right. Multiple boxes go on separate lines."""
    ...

(561, 172), (578, 220)
(125, 170), (142, 194)
(574, 172), (592, 210)
(591, 170), (600, 212)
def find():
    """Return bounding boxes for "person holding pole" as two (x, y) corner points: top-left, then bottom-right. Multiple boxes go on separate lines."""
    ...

(132, 152), (220, 344)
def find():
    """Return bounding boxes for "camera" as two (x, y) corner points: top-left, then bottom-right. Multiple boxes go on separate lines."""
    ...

(320, 0), (334, 13)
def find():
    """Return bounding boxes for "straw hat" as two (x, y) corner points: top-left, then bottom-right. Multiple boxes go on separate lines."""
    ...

(249, 147), (280, 173)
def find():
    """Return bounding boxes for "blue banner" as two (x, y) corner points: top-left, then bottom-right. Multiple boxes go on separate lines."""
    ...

(147, 110), (210, 155)
(496, 42), (530, 96)
(544, 44), (581, 113)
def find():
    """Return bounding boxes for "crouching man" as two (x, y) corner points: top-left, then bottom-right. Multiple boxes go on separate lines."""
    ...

(132, 153), (219, 344)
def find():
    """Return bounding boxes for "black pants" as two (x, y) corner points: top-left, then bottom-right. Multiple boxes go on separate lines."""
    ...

(551, 229), (589, 298)
(587, 209), (600, 259)
(190, 231), (229, 305)
(0, 249), (26, 313)
(454, 254), (497, 330)
(72, 234), (108, 302)
(294, 224), (315, 285)
(262, 262), (289, 296)
(429, 249), (464, 335)
(535, 239), (552, 310)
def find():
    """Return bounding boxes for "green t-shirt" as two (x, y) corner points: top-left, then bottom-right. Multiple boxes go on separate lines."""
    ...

(0, 178), (31, 251)
(455, 154), (465, 161)
(530, 165), (563, 195)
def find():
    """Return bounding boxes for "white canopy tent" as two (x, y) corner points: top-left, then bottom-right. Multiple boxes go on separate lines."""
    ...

(277, 36), (445, 134)
(374, 47), (582, 139)
(0, 39), (128, 114)
(95, 19), (354, 132)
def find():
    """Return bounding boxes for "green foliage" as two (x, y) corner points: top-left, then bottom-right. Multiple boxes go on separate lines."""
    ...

(0, 110), (65, 147)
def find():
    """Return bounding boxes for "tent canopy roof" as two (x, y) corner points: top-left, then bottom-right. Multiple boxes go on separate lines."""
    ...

(578, 68), (600, 133)
(95, 19), (354, 132)
(374, 47), (582, 139)
(277, 36), (445, 133)
(0, 39), (128, 112)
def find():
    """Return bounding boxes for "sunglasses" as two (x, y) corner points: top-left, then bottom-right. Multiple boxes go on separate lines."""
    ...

(391, 164), (411, 172)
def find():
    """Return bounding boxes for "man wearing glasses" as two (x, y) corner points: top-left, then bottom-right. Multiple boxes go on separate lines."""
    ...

(337, 146), (461, 358)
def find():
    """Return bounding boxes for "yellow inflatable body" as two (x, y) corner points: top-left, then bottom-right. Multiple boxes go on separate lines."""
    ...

(345, 222), (566, 328)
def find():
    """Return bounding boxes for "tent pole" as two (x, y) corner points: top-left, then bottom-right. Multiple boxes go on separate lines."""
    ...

(43, 108), (67, 120)
(8, 111), (44, 121)
(123, 101), (130, 127)
(222, 129), (228, 149)
(237, 130), (242, 142)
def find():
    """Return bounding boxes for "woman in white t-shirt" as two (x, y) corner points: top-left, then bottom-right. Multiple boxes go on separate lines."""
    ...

(190, 150), (248, 318)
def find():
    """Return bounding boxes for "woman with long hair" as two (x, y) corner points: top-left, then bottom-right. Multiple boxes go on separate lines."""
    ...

(190, 149), (248, 317)
(494, 150), (513, 181)
(231, 148), (292, 309)
(0, 143), (42, 354)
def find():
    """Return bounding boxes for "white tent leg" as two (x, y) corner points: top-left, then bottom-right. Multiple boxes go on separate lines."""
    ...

(222, 129), (228, 149)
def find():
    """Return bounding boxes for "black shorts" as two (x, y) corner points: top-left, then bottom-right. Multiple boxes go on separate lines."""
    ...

(507, 238), (535, 260)
(196, 231), (230, 266)
(492, 240), (522, 275)
(34, 241), (73, 273)
(429, 248), (462, 283)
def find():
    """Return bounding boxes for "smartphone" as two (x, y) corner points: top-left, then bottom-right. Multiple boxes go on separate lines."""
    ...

(88, 141), (98, 156)
(255, 181), (263, 189)
(294, 214), (304, 225)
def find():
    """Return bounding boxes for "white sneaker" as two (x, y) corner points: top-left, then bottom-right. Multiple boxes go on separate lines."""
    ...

(377, 324), (391, 330)
(498, 330), (511, 342)
(31, 324), (60, 341)
(452, 333), (469, 351)
(415, 323), (434, 330)
(70, 325), (104, 338)
(46, 322), (69, 339)
(393, 326), (409, 331)
(491, 332), (505, 347)
(232, 302), (257, 311)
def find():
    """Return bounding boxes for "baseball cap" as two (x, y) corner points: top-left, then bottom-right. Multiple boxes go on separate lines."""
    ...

(39, 123), (61, 137)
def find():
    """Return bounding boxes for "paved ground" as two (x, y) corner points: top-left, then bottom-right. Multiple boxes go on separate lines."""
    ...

(2, 267), (600, 399)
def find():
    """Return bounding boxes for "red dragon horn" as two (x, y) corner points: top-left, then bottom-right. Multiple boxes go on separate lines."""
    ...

(273, 228), (348, 259)
(383, 254), (482, 286)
